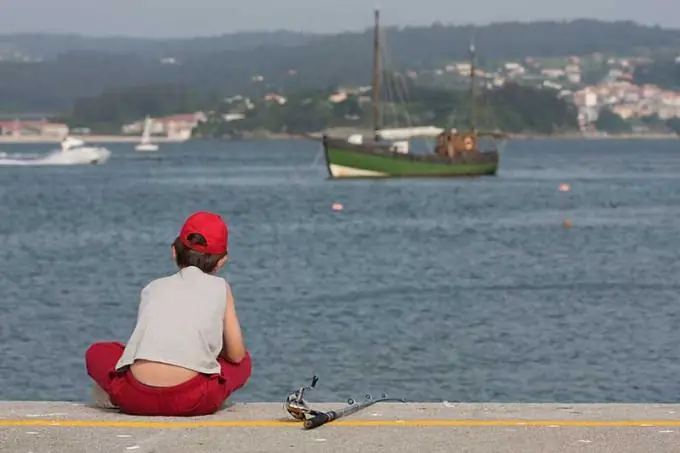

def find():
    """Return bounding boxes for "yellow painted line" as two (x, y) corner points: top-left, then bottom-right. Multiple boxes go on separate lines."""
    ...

(1, 419), (680, 428)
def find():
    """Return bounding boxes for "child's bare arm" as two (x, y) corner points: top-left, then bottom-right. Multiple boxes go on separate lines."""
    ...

(219, 283), (246, 363)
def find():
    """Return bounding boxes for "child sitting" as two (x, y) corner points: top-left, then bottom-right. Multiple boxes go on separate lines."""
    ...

(85, 211), (251, 416)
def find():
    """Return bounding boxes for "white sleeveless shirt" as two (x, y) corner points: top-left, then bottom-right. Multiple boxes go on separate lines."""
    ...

(115, 266), (227, 374)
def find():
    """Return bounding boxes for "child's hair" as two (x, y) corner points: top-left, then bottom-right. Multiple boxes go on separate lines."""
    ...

(173, 233), (227, 273)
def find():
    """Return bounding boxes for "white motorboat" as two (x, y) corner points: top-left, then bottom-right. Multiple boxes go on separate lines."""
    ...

(48, 136), (111, 164)
(135, 116), (159, 152)
(0, 136), (110, 166)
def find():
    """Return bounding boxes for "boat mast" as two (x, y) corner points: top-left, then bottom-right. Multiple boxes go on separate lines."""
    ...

(372, 9), (381, 141)
(468, 39), (476, 132)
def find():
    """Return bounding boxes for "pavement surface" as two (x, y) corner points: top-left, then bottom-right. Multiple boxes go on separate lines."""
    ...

(2, 401), (680, 452)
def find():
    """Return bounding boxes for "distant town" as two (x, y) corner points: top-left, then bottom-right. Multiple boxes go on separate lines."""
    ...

(431, 53), (680, 133)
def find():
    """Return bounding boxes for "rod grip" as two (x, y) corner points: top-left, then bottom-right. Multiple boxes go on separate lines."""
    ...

(303, 411), (335, 429)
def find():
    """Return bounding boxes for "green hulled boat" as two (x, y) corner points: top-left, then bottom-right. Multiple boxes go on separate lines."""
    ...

(323, 135), (499, 178)
(321, 10), (507, 179)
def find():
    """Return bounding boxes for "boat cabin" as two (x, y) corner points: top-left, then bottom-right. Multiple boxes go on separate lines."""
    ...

(434, 131), (479, 157)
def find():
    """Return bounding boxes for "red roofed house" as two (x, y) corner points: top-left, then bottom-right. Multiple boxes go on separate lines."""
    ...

(155, 112), (206, 140)
(0, 121), (22, 136)
(0, 120), (68, 137)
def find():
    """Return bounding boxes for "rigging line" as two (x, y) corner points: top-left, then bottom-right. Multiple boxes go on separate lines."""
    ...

(382, 59), (398, 130)
(395, 64), (413, 107)
(288, 141), (325, 185)
(394, 72), (414, 127)
(377, 28), (399, 131)
(380, 30), (410, 130)
(380, 29), (431, 153)
(382, 33), (413, 128)
(377, 29), (391, 132)
(310, 145), (324, 168)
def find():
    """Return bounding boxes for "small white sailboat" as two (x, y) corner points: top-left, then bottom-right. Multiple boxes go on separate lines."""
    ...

(135, 116), (159, 152)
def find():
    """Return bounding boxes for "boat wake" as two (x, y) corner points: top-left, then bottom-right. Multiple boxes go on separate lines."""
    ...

(0, 151), (42, 160)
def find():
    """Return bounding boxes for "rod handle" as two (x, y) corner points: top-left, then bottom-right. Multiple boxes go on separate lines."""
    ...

(303, 410), (336, 429)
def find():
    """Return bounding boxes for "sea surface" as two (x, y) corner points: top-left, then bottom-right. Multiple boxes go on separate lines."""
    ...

(1, 138), (680, 404)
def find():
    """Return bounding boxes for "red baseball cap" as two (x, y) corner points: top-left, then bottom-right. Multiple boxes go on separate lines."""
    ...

(178, 211), (228, 255)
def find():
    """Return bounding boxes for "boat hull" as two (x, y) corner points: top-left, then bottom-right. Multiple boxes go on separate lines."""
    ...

(322, 137), (499, 178)
(135, 143), (159, 152)
(0, 147), (112, 166)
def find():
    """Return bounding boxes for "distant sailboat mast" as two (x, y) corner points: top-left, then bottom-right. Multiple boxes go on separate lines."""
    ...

(468, 39), (477, 132)
(372, 9), (381, 142)
(141, 116), (152, 144)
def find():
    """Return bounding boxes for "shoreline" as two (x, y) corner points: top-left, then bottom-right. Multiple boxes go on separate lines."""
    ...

(214, 131), (680, 141)
(0, 132), (678, 145)
(0, 135), (188, 144)
(510, 132), (680, 140)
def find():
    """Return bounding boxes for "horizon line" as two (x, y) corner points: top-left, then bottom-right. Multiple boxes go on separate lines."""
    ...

(0, 17), (673, 41)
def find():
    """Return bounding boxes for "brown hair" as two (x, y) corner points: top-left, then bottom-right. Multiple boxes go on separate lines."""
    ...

(173, 233), (227, 273)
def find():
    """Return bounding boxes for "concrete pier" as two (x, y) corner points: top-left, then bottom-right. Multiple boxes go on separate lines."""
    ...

(2, 402), (680, 452)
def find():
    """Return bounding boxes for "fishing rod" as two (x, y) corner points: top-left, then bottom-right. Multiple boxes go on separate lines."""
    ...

(284, 375), (405, 430)
(303, 393), (405, 430)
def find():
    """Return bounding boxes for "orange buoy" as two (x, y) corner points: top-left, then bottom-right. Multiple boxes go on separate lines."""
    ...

(562, 219), (572, 228)
(332, 203), (343, 212)
(559, 183), (570, 192)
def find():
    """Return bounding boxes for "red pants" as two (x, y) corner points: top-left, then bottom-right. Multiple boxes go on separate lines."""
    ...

(85, 342), (252, 416)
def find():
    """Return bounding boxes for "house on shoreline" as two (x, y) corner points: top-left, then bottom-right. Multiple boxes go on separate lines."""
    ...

(121, 112), (207, 140)
(0, 120), (68, 138)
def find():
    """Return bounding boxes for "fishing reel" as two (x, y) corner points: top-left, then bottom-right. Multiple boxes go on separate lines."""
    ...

(284, 375), (322, 421)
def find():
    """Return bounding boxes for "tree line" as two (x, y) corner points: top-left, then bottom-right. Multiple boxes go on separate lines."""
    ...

(3, 19), (680, 113)
(57, 79), (579, 136)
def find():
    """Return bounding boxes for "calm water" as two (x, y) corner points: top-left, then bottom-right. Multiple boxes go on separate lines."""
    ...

(1, 138), (680, 404)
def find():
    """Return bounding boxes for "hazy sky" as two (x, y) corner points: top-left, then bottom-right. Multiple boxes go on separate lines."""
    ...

(1, 0), (678, 37)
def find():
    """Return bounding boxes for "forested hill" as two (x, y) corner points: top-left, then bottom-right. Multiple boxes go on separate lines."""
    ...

(3, 19), (680, 61)
(0, 31), (315, 60)
(2, 19), (680, 112)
